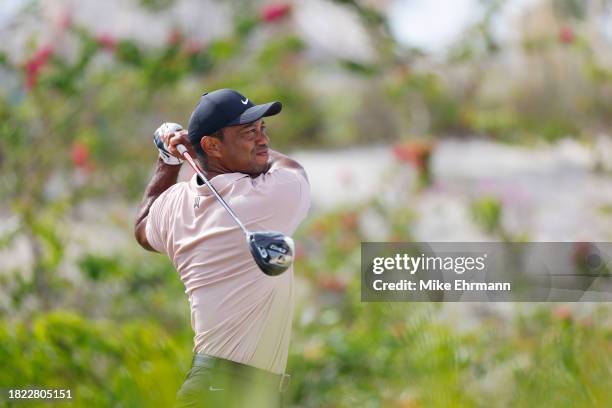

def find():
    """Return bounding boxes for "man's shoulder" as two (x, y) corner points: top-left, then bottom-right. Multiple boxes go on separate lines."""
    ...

(248, 167), (310, 211)
(259, 166), (309, 186)
(153, 181), (191, 209)
(167, 180), (191, 195)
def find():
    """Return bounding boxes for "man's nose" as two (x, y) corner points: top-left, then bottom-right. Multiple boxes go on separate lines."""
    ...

(255, 127), (268, 144)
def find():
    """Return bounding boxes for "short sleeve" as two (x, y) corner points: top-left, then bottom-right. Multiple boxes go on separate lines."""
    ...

(145, 188), (174, 254)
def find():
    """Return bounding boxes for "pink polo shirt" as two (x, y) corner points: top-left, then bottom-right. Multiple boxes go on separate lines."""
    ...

(146, 166), (310, 374)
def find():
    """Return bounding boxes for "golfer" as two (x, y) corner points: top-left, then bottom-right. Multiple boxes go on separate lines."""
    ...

(134, 89), (310, 407)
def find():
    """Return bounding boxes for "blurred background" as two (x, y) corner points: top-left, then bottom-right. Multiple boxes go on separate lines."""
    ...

(1, 0), (612, 406)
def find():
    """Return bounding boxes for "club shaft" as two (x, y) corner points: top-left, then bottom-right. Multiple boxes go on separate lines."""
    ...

(177, 144), (250, 237)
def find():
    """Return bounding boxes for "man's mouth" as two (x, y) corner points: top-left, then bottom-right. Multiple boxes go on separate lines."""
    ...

(255, 149), (269, 158)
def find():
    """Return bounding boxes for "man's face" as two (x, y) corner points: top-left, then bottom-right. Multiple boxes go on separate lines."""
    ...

(216, 119), (270, 176)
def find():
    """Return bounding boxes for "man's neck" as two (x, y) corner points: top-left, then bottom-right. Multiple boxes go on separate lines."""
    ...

(201, 160), (269, 180)
(198, 160), (227, 180)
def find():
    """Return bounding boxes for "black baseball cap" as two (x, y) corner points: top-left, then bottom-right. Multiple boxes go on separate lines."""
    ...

(188, 89), (282, 149)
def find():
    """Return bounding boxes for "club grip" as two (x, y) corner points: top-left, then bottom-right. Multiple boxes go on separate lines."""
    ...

(177, 144), (188, 156)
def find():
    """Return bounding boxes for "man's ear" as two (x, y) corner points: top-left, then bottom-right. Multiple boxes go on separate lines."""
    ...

(201, 136), (222, 159)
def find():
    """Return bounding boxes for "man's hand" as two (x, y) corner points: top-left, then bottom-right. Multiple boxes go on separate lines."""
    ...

(154, 122), (193, 165)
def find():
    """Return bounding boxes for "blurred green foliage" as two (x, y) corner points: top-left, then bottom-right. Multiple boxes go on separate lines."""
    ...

(289, 299), (612, 407)
(470, 196), (503, 235)
(3, 278), (612, 406)
(0, 311), (189, 407)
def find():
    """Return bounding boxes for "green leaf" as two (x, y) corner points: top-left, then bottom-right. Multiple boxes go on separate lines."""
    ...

(78, 254), (121, 281)
(115, 40), (143, 66)
(339, 60), (379, 76)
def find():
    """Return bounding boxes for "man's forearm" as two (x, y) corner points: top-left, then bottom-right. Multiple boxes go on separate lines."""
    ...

(134, 158), (182, 249)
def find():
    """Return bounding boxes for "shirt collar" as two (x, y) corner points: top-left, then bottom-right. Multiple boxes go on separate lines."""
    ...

(189, 172), (249, 196)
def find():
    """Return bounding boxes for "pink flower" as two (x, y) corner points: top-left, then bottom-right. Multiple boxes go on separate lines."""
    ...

(392, 141), (433, 171)
(23, 45), (54, 90)
(167, 28), (183, 46)
(71, 142), (90, 168)
(58, 11), (72, 30)
(35, 45), (54, 63)
(260, 3), (292, 23)
(96, 33), (118, 51)
(316, 276), (347, 293)
(185, 39), (203, 56)
(573, 241), (593, 265)
(559, 26), (574, 45)
(340, 212), (359, 231)
(553, 305), (573, 322)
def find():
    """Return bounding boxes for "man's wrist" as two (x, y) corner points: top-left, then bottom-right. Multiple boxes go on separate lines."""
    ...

(158, 152), (184, 166)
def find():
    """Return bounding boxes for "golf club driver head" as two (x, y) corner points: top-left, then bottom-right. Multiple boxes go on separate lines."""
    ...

(248, 231), (295, 276)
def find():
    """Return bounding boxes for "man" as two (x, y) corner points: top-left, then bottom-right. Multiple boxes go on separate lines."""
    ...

(134, 89), (310, 407)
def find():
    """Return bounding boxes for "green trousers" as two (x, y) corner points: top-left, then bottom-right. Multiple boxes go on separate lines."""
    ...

(175, 355), (287, 408)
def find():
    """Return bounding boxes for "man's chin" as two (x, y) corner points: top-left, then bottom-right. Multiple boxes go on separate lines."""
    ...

(245, 162), (269, 177)
(254, 157), (270, 172)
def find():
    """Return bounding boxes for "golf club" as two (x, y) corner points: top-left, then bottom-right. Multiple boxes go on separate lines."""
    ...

(175, 143), (295, 276)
